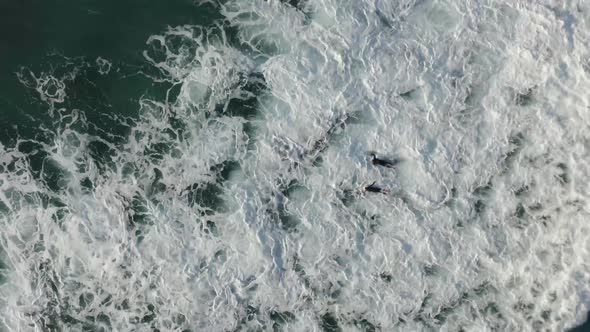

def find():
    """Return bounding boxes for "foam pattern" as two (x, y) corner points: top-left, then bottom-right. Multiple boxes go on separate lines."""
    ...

(1, 0), (590, 331)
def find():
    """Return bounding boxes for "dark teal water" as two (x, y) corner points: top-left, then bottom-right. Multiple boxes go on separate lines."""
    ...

(0, 0), (220, 146)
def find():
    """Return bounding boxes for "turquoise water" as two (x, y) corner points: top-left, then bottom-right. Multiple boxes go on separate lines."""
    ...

(1, 0), (590, 331)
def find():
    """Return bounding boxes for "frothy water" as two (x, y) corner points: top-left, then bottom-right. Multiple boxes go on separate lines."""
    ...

(1, 0), (590, 330)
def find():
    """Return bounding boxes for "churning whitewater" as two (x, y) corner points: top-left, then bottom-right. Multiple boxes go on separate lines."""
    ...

(1, 0), (590, 330)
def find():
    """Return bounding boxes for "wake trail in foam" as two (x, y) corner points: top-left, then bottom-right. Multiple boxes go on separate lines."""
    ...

(1, 0), (590, 331)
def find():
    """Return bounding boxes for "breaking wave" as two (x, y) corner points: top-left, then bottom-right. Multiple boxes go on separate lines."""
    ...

(1, 0), (589, 330)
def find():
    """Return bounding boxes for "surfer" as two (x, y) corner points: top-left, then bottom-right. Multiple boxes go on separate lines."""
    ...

(364, 182), (390, 194)
(369, 152), (399, 168)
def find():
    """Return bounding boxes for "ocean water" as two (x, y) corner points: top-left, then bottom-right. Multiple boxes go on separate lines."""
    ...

(0, 0), (589, 331)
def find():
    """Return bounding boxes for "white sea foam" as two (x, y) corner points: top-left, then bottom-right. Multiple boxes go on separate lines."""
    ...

(95, 57), (112, 75)
(1, 0), (590, 331)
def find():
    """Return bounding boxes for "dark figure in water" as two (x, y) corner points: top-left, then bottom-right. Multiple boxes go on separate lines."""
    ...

(364, 182), (390, 194)
(369, 152), (399, 168)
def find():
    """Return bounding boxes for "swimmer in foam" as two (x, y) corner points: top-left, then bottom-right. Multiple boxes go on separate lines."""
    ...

(369, 152), (399, 168)
(364, 181), (390, 194)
